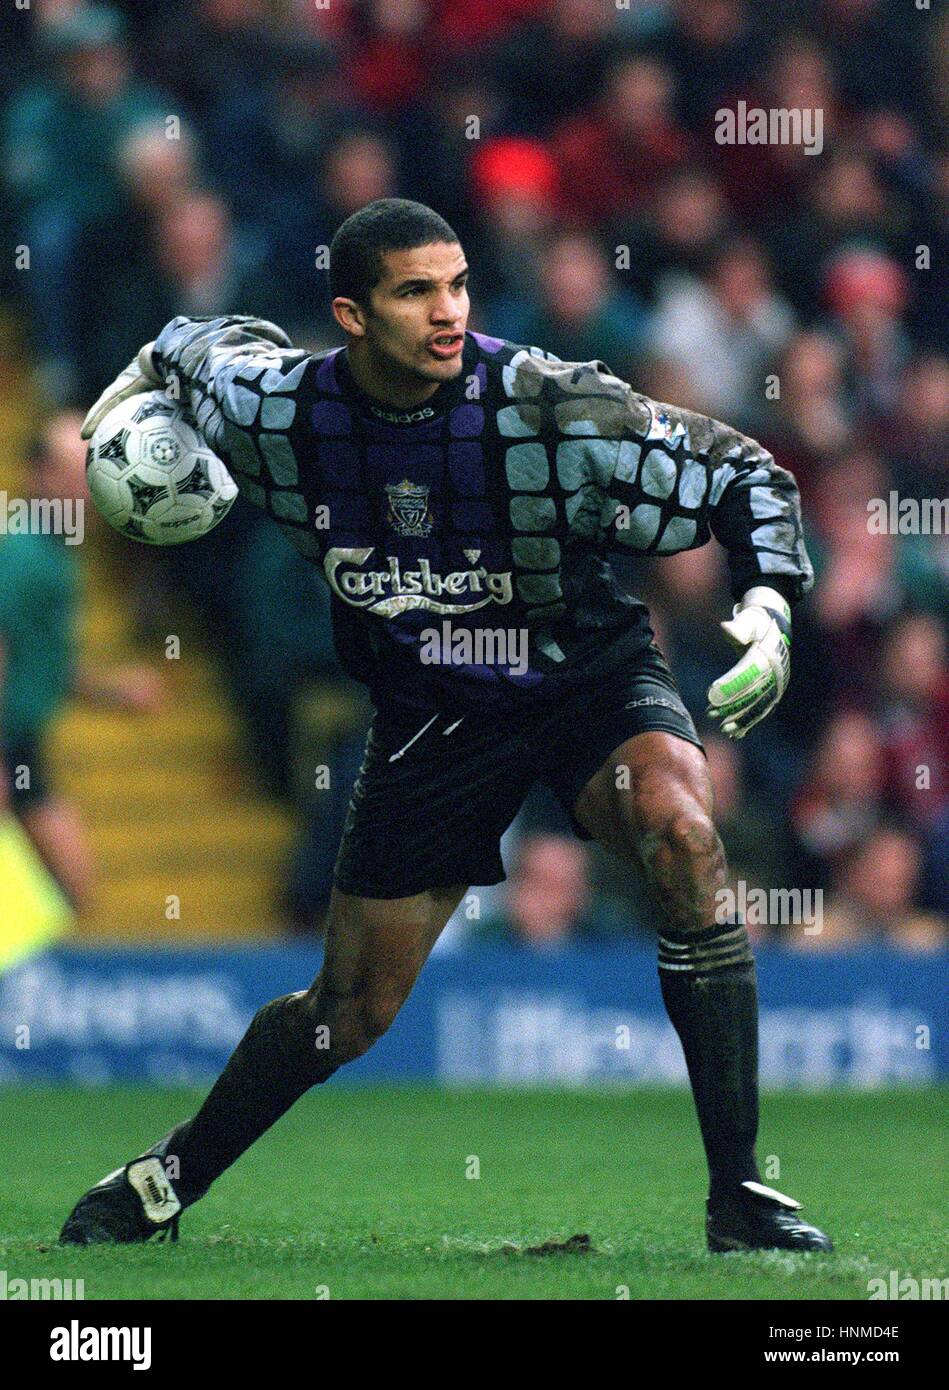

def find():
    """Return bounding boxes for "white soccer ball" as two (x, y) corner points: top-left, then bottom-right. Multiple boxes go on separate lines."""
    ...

(86, 391), (238, 545)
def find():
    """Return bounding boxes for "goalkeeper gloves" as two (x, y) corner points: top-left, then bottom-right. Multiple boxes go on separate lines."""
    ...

(706, 586), (792, 740)
(80, 317), (294, 440)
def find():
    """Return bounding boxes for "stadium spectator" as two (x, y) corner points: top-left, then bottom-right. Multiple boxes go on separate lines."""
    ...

(199, 34), (346, 239)
(646, 235), (795, 425)
(400, 61), (509, 252)
(790, 708), (886, 892)
(0, 412), (160, 909)
(876, 614), (949, 833)
(703, 733), (793, 900)
(611, 165), (734, 308)
(823, 246), (911, 418)
(760, 331), (852, 507)
(820, 824), (947, 952)
(80, 182), (286, 434)
(816, 0), (931, 124)
(489, 231), (647, 381)
(469, 136), (559, 318)
(141, 0), (275, 120)
(710, 34), (841, 217)
(468, 835), (631, 947)
(341, 0), (432, 116)
(74, 120), (203, 394)
(803, 450), (946, 716)
(551, 53), (694, 230)
(879, 354), (949, 501)
(3, 3), (168, 403)
(767, 145), (898, 323)
(493, 0), (617, 136)
(656, 0), (763, 133)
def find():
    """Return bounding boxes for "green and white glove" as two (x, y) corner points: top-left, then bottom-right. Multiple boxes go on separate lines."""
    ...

(80, 342), (162, 439)
(706, 586), (792, 740)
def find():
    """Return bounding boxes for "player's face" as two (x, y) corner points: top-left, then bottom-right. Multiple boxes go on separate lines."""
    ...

(363, 243), (470, 384)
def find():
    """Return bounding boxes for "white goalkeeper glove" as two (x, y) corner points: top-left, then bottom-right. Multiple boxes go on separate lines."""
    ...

(80, 318), (294, 440)
(706, 586), (792, 740)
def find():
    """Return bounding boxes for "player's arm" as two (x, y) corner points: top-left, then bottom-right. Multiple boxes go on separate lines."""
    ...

(80, 315), (315, 504)
(606, 388), (813, 739)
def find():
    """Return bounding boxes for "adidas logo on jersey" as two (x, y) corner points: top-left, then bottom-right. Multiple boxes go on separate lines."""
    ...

(368, 404), (436, 424)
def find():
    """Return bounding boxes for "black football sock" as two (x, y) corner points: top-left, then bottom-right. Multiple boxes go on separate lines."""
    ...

(167, 992), (331, 1200)
(658, 919), (761, 1203)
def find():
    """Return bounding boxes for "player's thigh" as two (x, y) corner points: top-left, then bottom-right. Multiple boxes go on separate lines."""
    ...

(312, 882), (469, 1006)
(572, 730), (715, 865)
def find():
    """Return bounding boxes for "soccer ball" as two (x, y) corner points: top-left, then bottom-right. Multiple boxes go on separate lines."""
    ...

(86, 391), (238, 545)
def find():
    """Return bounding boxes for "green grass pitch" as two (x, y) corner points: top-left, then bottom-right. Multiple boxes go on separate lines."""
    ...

(1, 1085), (944, 1300)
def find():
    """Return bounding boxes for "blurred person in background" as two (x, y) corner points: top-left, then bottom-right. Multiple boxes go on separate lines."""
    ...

(614, 165), (734, 308)
(468, 835), (630, 947)
(858, 110), (944, 356)
(489, 231), (647, 382)
(802, 450), (946, 717)
(656, 0), (763, 133)
(878, 353), (949, 502)
(494, 0), (617, 136)
(823, 246), (911, 419)
(815, 0), (931, 126)
(341, 0), (432, 118)
(711, 34), (840, 218)
(322, 128), (400, 226)
(151, 189), (281, 321)
(761, 331), (852, 506)
(820, 823), (946, 952)
(469, 135), (559, 322)
(271, 126), (402, 335)
(876, 614), (948, 842)
(702, 734), (792, 916)
(0, 412), (160, 910)
(768, 146), (899, 324)
(205, 34), (361, 252)
(430, 0), (550, 54)
(84, 187), (286, 636)
(647, 235), (795, 426)
(88, 187), (281, 394)
(400, 61), (509, 251)
(789, 707), (885, 891)
(3, 2), (168, 403)
(142, 0), (275, 121)
(75, 120), (204, 395)
(552, 53), (694, 232)
(222, 522), (368, 805)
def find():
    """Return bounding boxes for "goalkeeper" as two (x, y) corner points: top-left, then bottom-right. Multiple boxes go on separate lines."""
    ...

(62, 199), (830, 1253)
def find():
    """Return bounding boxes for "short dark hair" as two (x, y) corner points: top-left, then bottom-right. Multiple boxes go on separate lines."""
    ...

(329, 198), (460, 305)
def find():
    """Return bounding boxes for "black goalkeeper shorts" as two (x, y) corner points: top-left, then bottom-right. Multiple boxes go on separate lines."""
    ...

(332, 642), (703, 899)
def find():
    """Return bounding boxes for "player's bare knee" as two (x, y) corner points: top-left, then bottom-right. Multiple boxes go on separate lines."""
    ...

(638, 806), (725, 907)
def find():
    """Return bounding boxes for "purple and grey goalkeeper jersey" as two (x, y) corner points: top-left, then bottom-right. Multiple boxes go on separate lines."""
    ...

(152, 315), (813, 714)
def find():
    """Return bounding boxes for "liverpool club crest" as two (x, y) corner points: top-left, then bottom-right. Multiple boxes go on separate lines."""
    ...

(385, 478), (433, 538)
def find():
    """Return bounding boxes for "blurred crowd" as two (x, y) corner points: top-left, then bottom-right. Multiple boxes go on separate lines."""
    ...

(1, 0), (946, 948)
